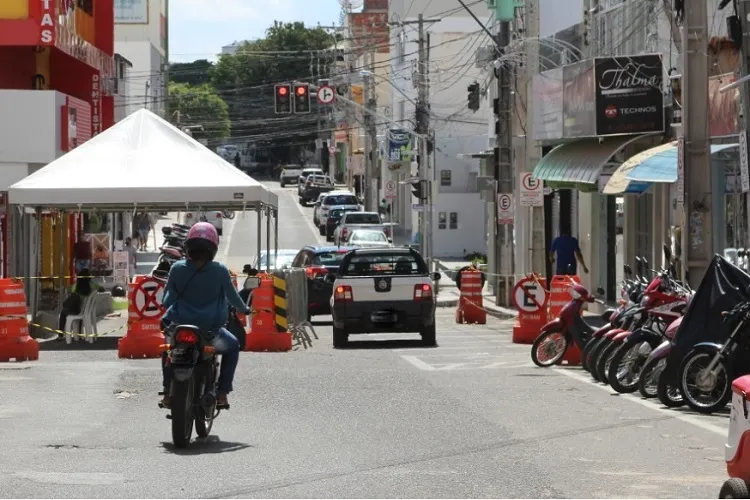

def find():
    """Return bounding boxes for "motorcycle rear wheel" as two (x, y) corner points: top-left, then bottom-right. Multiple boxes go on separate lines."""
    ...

(679, 349), (731, 415)
(531, 330), (568, 367)
(608, 341), (650, 394)
(582, 337), (602, 373)
(588, 338), (610, 381)
(638, 357), (665, 399)
(596, 340), (619, 385)
(171, 379), (195, 448)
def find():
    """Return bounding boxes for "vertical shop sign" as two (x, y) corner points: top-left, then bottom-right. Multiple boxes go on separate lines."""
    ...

(40, 0), (55, 45)
(91, 74), (101, 135)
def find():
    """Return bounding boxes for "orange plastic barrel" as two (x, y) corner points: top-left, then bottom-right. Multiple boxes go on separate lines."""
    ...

(0, 279), (28, 318)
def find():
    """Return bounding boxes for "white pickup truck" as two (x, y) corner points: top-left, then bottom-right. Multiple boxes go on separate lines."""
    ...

(327, 247), (440, 347)
(334, 211), (388, 245)
(279, 164), (302, 187)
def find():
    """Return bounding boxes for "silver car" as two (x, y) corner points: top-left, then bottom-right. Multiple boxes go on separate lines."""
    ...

(251, 249), (299, 271)
(345, 229), (393, 248)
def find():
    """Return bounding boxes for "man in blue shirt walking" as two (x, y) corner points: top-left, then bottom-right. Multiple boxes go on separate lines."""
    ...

(549, 225), (589, 276)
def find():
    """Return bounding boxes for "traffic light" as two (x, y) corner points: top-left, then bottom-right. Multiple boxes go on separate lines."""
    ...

(467, 82), (480, 112)
(293, 83), (311, 113)
(411, 179), (427, 202)
(274, 84), (292, 114)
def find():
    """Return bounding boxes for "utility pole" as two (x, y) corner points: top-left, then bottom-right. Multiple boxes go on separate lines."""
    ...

(495, 20), (514, 300)
(367, 51), (378, 211)
(416, 14), (429, 258)
(736, 0), (750, 251)
(680, 0), (711, 287)
(363, 50), (376, 212)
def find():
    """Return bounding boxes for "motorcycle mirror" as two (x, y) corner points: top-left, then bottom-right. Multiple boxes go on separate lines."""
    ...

(642, 258), (650, 273)
(596, 286), (605, 296)
(624, 264), (633, 277)
(634, 256), (643, 275)
(243, 277), (261, 290)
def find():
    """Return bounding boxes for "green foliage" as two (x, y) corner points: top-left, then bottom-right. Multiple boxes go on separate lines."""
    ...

(167, 82), (231, 141)
(169, 59), (214, 87)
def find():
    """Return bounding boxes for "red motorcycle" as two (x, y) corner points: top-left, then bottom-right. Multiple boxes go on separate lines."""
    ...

(637, 316), (684, 406)
(531, 281), (611, 367)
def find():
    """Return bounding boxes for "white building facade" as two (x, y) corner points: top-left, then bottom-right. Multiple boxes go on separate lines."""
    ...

(389, 0), (491, 258)
(114, 0), (167, 117)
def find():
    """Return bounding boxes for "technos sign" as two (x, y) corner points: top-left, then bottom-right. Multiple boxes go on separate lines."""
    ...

(594, 54), (665, 136)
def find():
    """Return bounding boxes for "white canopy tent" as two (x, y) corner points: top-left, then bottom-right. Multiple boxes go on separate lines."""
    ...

(8, 108), (277, 210)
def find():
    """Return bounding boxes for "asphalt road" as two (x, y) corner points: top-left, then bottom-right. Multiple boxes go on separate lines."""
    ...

(0, 181), (729, 498)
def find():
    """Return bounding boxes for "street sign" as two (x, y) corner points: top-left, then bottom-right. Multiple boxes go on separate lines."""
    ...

(412, 203), (424, 211)
(132, 277), (165, 319)
(519, 173), (543, 206)
(497, 193), (514, 224)
(384, 180), (397, 199)
(317, 85), (335, 104)
(328, 146), (336, 154)
(741, 130), (750, 193)
(512, 277), (548, 313)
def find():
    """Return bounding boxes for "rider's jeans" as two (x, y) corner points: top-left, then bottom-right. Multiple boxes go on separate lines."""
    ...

(162, 327), (240, 394)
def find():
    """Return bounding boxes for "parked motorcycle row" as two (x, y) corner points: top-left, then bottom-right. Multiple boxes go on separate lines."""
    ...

(531, 245), (750, 417)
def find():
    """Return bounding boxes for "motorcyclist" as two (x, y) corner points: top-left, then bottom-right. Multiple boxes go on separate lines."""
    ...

(159, 222), (250, 409)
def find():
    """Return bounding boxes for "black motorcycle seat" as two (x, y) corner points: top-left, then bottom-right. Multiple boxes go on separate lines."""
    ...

(172, 224), (190, 231)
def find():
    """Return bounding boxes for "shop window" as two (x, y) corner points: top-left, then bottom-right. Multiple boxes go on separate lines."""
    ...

(438, 212), (447, 230)
(449, 212), (458, 230)
(440, 170), (452, 186)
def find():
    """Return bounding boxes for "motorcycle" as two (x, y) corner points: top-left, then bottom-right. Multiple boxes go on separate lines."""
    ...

(605, 256), (691, 393)
(637, 316), (684, 407)
(160, 272), (261, 448)
(531, 279), (611, 367)
(677, 301), (750, 415)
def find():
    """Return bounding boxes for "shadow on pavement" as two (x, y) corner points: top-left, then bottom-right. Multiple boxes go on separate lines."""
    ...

(338, 339), (434, 350)
(310, 319), (332, 326)
(39, 337), (121, 351)
(161, 436), (253, 455)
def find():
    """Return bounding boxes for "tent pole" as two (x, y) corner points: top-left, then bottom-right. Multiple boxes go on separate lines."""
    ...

(56, 212), (65, 315)
(256, 208), (262, 272)
(265, 206), (271, 274)
(273, 209), (278, 268)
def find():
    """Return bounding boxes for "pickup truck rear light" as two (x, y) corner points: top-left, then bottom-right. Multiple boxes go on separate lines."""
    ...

(307, 179), (312, 185)
(334, 285), (353, 301)
(186, 212), (193, 218)
(383, 226), (391, 237)
(413, 284), (433, 300)
(341, 228), (349, 239)
(305, 266), (328, 279)
(215, 212), (222, 218)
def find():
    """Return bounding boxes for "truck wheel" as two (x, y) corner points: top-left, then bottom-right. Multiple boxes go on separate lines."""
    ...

(333, 327), (348, 348)
(720, 478), (750, 498)
(421, 322), (436, 346)
(319, 225), (325, 236)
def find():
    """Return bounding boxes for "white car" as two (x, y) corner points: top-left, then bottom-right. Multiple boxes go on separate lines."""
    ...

(345, 229), (392, 248)
(184, 210), (224, 236)
(313, 190), (353, 226)
(318, 192), (361, 231)
(251, 249), (299, 271)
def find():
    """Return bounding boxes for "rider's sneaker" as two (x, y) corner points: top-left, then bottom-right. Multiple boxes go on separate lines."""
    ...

(158, 395), (171, 409)
(217, 393), (230, 409)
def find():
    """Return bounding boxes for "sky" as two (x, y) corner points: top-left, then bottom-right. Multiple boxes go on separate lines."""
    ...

(169, 0), (343, 63)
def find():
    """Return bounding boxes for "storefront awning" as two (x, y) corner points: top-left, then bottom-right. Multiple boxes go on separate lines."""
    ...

(603, 143), (739, 194)
(532, 135), (651, 191)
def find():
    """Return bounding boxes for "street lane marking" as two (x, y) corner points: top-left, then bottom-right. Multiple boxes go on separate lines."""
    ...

(221, 213), (236, 260)
(553, 368), (727, 437)
(289, 187), (323, 243)
(400, 355), (435, 371)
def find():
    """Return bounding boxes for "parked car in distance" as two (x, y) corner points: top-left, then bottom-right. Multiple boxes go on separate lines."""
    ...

(291, 245), (358, 317)
(184, 211), (223, 236)
(279, 164), (302, 187)
(318, 192), (361, 234)
(297, 166), (324, 194)
(250, 249), (299, 271)
(325, 207), (359, 242)
(312, 192), (329, 226)
(345, 229), (392, 248)
(299, 174), (334, 205)
(334, 211), (386, 245)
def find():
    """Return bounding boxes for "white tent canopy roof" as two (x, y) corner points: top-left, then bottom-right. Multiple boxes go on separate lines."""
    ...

(8, 109), (277, 210)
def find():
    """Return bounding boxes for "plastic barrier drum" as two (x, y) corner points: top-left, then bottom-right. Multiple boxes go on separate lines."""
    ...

(245, 274), (292, 352)
(455, 268), (486, 324)
(0, 279), (38, 362)
(118, 275), (166, 359)
(511, 276), (549, 344)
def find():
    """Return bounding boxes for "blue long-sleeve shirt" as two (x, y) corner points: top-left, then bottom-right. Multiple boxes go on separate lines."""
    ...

(162, 259), (250, 331)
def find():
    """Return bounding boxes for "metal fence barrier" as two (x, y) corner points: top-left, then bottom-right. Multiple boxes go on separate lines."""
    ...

(273, 268), (317, 349)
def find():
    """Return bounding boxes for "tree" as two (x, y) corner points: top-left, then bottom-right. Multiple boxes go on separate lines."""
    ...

(169, 59), (214, 87)
(167, 82), (231, 142)
(209, 22), (336, 160)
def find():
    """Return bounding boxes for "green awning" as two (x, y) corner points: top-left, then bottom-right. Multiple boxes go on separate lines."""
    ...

(532, 135), (654, 190)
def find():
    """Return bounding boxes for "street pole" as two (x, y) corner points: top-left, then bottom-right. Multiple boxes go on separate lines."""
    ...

(680, 0), (711, 287)
(368, 51), (378, 212)
(495, 20), (513, 303)
(737, 0), (750, 249)
(416, 13), (429, 258)
(163, 0), (169, 117)
(363, 52), (375, 212)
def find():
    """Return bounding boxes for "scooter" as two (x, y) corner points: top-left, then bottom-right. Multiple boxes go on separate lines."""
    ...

(636, 316), (683, 406)
(530, 279), (608, 367)
(719, 374), (750, 498)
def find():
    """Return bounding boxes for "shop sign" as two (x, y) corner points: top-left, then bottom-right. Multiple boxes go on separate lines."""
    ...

(39, 0), (56, 45)
(532, 67), (563, 140)
(115, 0), (149, 24)
(386, 128), (413, 164)
(594, 54), (664, 136)
(91, 74), (101, 136)
(562, 59), (596, 138)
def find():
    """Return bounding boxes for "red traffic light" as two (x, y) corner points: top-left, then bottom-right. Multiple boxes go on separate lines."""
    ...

(296, 86), (307, 96)
(278, 86), (288, 96)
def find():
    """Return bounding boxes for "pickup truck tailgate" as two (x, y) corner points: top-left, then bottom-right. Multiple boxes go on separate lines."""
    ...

(346, 276), (424, 301)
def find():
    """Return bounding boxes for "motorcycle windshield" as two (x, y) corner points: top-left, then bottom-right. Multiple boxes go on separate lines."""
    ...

(664, 255), (750, 384)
